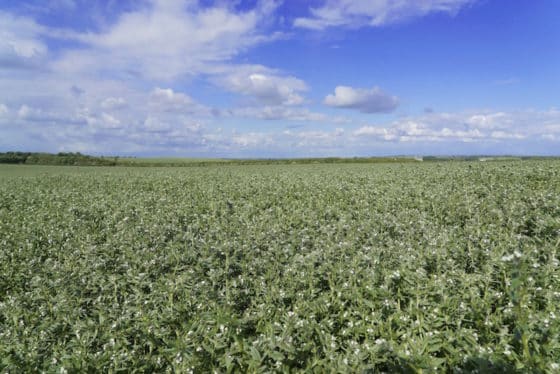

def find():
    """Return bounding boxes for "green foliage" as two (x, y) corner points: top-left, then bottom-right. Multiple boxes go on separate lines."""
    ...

(0, 161), (559, 372)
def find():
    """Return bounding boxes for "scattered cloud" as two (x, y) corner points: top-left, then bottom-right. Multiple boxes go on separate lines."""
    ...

(351, 110), (560, 143)
(0, 11), (48, 69)
(7, 104), (559, 157)
(0, 104), (8, 117)
(231, 132), (273, 148)
(143, 116), (202, 135)
(324, 86), (399, 113)
(52, 1), (279, 80)
(17, 104), (65, 123)
(295, 0), (476, 30)
(228, 106), (326, 122)
(98, 113), (122, 129)
(284, 128), (345, 147)
(101, 97), (127, 110)
(217, 65), (308, 106)
(149, 88), (208, 114)
(465, 112), (511, 129)
(354, 121), (485, 142)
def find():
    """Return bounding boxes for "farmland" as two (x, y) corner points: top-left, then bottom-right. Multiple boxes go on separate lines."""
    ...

(0, 161), (559, 372)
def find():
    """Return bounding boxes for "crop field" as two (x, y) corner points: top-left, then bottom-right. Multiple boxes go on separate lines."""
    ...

(1, 161), (559, 372)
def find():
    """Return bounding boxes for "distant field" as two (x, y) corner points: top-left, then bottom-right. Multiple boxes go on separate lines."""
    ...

(4, 151), (555, 168)
(114, 156), (418, 167)
(0, 164), (117, 178)
(1, 161), (559, 372)
(117, 157), (233, 164)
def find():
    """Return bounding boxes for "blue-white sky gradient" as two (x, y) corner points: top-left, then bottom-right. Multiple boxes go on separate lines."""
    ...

(1, 0), (559, 157)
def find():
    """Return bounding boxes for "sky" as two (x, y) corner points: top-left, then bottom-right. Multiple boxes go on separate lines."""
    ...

(0, 0), (559, 158)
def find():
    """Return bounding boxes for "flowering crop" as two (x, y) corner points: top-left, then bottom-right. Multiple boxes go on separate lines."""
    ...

(0, 161), (559, 372)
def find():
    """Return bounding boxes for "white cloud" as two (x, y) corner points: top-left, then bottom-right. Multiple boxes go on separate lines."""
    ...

(352, 110), (560, 143)
(217, 66), (308, 106)
(229, 106), (328, 122)
(17, 105), (63, 123)
(101, 97), (127, 110)
(465, 112), (511, 129)
(231, 132), (273, 148)
(353, 126), (397, 140)
(0, 104), (8, 117)
(143, 116), (203, 135)
(99, 113), (122, 129)
(490, 131), (525, 140)
(5, 106), (560, 156)
(324, 86), (399, 113)
(149, 88), (208, 114)
(284, 128), (345, 147)
(0, 11), (48, 68)
(52, 1), (279, 80)
(295, 0), (475, 30)
(74, 110), (123, 129)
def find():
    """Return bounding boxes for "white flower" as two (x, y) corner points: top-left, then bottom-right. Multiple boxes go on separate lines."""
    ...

(501, 254), (514, 262)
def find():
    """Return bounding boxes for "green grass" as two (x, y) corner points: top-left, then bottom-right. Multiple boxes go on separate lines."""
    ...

(1, 161), (559, 372)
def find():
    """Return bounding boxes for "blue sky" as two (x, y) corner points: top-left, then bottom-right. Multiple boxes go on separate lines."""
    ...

(0, 0), (559, 157)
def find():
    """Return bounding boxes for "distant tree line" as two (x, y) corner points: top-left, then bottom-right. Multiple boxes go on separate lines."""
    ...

(0, 152), (118, 166)
(116, 157), (419, 167)
(1, 152), (551, 167)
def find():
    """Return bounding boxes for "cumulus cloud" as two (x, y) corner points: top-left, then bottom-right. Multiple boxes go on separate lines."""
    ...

(217, 66), (308, 106)
(351, 110), (558, 143)
(98, 113), (122, 129)
(295, 0), (475, 30)
(70, 109), (123, 129)
(149, 88), (208, 114)
(324, 86), (399, 113)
